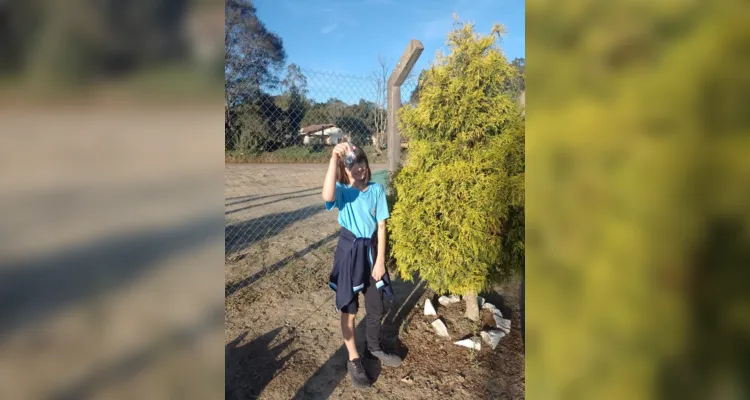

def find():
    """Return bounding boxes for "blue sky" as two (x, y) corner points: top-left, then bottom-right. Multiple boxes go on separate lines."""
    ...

(254, 0), (525, 103)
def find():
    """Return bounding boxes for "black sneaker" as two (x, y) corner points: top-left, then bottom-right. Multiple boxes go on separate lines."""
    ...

(367, 348), (402, 367)
(347, 358), (371, 389)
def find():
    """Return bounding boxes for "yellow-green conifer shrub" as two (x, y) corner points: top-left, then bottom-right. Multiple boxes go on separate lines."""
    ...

(389, 20), (525, 317)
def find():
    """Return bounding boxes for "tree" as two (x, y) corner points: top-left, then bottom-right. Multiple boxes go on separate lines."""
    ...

(337, 115), (370, 145)
(389, 19), (525, 321)
(300, 102), (330, 127)
(282, 63), (308, 95)
(226, 92), (282, 152)
(225, 0), (285, 106)
(271, 64), (310, 147)
(225, 0), (286, 151)
(371, 55), (390, 151)
(324, 98), (347, 122)
(508, 57), (525, 94)
(236, 107), (268, 153)
(408, 69), (427, 105)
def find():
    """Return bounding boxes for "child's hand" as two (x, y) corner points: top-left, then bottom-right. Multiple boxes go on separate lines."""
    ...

(372, 260), (386, 281)
(332, 143), (350, 160)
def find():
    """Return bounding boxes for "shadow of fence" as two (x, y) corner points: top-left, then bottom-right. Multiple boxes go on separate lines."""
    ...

(1, 213), (221, 342)
(225, 187), (321, 207)
(51, 307), (223, 400)
(225, 231), (339, 297)
(225, 204), (326, 255)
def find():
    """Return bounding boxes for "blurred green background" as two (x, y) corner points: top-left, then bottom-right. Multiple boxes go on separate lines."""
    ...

(0, 0), (223, 101)
(526, 0), (750, 398)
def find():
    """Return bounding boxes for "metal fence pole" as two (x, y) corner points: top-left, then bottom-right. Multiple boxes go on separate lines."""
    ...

(387, 39), (424, 173)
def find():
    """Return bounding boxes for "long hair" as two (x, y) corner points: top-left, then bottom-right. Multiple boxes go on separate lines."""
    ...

(336, 146), (371, 184)
(336, 159), (349, 185)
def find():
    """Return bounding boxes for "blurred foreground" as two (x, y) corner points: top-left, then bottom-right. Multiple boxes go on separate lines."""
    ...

(0, 2), (225, 399)
(526, 0), (750, 398)
(0, 104), (225, 399)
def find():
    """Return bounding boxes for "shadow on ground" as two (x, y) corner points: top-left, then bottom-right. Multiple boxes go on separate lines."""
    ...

(291, 276), (427, 399)
(225, 231), (339, 297)
(0, 213), (221, 341)
(225, 328), (298, 400)
(225, 204), (326, 255)
(226, 192), (322, 216)
(225, 187), (321, 207)
(51, 307), (223, 400)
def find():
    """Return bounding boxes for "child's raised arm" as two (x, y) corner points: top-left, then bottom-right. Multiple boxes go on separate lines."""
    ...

(322, 143), (349, 202)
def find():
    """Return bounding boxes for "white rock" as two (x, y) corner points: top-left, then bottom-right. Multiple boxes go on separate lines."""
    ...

(491, 309), (505, 327)
(431, 318), (450, 337)
(424, 299), (437, 316)
(454, 337), (481, 351)
(480, 329), (506, 349)
(482, 302), (498, 313)
(438, 295), (461, 306)
(493, 315), (511, 334)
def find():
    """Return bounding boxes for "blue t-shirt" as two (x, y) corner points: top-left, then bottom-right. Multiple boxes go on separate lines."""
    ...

(325, 182), (390, 238)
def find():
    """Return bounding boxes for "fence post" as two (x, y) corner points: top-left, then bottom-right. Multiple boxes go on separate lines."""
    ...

(387, 39), (424, 173)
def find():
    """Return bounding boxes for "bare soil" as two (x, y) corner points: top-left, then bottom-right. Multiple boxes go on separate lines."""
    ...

(225, 164), (525, 399)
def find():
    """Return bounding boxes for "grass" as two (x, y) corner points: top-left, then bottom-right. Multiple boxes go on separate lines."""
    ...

(226, 145), (389, 164)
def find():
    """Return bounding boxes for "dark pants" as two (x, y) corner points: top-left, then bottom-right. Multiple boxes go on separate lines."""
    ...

(341, 275), (384, 352)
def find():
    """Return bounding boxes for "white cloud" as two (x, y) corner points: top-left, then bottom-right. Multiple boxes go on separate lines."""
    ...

(321, 23), (339, 34)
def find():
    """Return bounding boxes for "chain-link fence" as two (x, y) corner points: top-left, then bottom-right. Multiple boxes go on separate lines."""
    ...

(225, 68), (416, 300)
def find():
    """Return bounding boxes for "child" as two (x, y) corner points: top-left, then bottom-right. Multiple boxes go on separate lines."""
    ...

(322, 142), (402, 389)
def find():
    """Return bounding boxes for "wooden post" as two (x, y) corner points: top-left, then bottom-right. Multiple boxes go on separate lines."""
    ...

(388, 39), (424, 173)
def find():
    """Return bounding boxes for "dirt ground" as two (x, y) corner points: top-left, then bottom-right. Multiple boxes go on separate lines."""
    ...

(225, 164), (525, 399)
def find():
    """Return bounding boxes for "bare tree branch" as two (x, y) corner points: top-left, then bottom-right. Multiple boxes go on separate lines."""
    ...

(371, 54), (391, 152)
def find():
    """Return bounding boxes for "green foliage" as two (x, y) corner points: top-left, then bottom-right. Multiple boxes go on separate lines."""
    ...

(399, 25), (520, 145)
(389, 19), (525, 296)
(409, 57), (524, 106)
(509, 57), (525, 92)
(525, 0), (750, 398)
(239, 118), (268, 154)
(282, 87), (308, 145)
(231, 104), (267, 154)
(226, 90), (288, 152)
(336, 115), (370, 145)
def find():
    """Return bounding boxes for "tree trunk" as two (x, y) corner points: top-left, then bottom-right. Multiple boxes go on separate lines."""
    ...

(464, 291), (479, 321)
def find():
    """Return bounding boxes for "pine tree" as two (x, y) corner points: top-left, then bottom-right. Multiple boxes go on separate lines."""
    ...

(389, 19), (525, 321)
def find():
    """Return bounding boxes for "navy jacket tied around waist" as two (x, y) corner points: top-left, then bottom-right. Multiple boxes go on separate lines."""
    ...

(329, 227), (394, 310)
